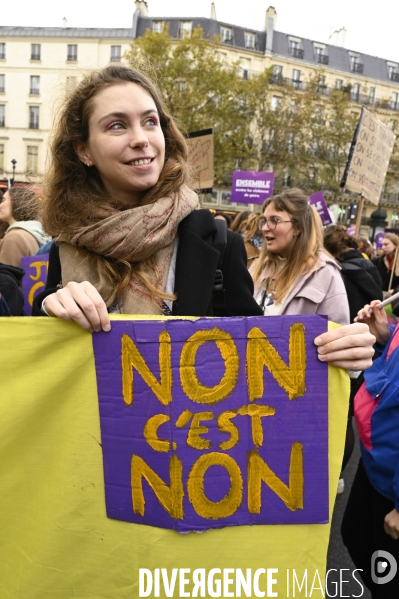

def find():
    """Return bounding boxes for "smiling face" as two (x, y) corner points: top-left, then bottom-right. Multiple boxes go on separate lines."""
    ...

(76, 82), (165, 206)
(382, 237), (397, 256)
(261, 202), (299, 257)
(0, 191), (16, 225)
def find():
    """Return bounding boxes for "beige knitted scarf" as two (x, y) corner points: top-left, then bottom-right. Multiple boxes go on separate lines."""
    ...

(57, 185), (199, 315)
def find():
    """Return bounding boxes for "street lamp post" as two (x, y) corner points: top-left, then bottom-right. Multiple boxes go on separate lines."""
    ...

(10, 159), (17, 187)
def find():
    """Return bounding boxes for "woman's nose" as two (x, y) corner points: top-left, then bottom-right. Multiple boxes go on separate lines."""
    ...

(129, 126), (149, 148)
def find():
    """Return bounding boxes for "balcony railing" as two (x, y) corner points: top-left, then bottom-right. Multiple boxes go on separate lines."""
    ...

(0, 118), (5, 127)
(292, 80), (303, 90)
(291, 47), (304, 59)
(351, 62), (364, 73)
(30, 88), (39, 95)
(316, 53), (329, 65)
(29, 121), (39, 129)
(67, 54), (77, 62)
(221, 36), (233, 44)
(178, 28), (192, 38)
(31, 54), (41, 61)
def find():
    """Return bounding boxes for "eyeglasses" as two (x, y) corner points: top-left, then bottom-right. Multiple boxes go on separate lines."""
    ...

(258, 216), (294, 231)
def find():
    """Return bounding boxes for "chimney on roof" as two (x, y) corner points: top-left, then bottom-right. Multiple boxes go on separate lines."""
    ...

(328, 26), (346, 48)
(134, 0), (149, 17)
(210, 2), (217, 20)
(62, 17), (68, 28)
(265, 6), (277, 54)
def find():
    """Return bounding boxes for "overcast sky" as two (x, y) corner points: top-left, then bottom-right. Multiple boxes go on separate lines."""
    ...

(1, 0), (399, 62)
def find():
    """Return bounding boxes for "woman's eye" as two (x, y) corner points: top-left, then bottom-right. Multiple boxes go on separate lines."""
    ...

(145, 117), (158, 126)
(106, 121), (124, 130)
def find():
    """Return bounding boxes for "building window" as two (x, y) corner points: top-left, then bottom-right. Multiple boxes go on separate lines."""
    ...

(271, 96), (281, 111)
(317, 75), (327, 94)
(289, 39), (304, 59)
(30, 75), (40, 95)
(152, 21), (164, 33)
(110, 45), (121, 62)
(67, 44), (78, 61)
(221, 191), (232, 205)
(335, 79), (343, 90)
(292, 69), (302, 89)
(314, 45), (329, 64)
(220, 26), (233, 44)
(350, 83), (361, 102)
(0, 74), (4, 93)
(179, 21), (192, 38)
(31, 44), (41, 61)
(29, 106), (40, 129)
(388, 63), (399, 82)
(0, 105), (5, 127)
(350, 54), (363, 73)
(0, 143), (4, 172)
(241, 58), (250, 80)
(202, 190), (218, 205)
(27, 146), (38, 173)
(271, 64), (283, 84)
(369, 86), (376, 104)
(391, 92), (399, 111)
(244, 32), (256, 49)
(287, 133), (295, 153)
(0, 43), (5, 60)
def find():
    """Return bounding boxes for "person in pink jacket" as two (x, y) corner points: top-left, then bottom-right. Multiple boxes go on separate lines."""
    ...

(251, 188), (349, 325)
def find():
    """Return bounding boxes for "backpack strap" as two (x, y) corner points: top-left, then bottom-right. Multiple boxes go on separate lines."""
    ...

(212, 219), (228, 314)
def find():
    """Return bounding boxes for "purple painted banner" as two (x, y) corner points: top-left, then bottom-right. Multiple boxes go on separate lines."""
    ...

(21, 254), (49, 316)
(308, 192), (333, 226)
(92, 315), (328, 533)
(231, 171), (274, 205)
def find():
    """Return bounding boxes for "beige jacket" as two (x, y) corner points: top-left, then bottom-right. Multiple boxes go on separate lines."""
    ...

(0, 228), (40, 268)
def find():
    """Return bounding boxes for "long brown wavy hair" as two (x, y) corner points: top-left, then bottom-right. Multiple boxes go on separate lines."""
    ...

(41, 65), (191, 304)
(251, 189), (326, 302)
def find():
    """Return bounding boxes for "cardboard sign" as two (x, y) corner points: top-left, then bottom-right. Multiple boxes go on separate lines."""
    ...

(92, 315), (329, 533)
(341, 107), (396, 205)
(186, 129), (214, 190)
(21, 254), (49, 315)
(231, 171), (275, 205)
(0, 317), (349, 598)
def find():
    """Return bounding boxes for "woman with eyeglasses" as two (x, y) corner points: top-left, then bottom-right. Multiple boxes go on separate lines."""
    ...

(251, 189), (350, 325)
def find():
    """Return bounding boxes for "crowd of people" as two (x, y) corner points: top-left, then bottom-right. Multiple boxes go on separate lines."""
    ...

(0, 63), (398, 597)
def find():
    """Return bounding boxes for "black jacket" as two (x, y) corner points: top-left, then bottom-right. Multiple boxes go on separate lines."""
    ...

(338, 249), (383, 322)
(32, 210), (262, 318)
(372, 255), (399, 292)
(0, 263), (25, 316)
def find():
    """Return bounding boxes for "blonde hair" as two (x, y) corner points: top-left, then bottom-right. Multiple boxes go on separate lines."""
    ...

(251, 189), (325, 302)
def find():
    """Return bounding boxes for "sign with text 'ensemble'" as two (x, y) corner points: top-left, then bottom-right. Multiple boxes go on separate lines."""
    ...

(92, 315), (328, 533)
(308, 192), (333, 227)
(231, 171), (275, 205)
(21, 254), (49, 315)
(341, 107), (396, 205)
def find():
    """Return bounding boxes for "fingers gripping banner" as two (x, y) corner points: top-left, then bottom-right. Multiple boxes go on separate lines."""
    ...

(0, 315), (349, 598)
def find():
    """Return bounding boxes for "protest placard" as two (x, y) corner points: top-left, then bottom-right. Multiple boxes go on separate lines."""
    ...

(186, 129), (214, 190)
(341, 107), (396, 205)
(231, 171), (275, 205)
(20, 254), (49, 315)
(93, 316), (328, 532)
(308, 192), (333, 226)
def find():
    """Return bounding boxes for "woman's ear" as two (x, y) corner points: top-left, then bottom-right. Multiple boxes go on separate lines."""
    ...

(75, 142), (92, 167)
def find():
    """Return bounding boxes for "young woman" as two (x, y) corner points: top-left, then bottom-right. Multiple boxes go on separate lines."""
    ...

(251, 189), (349, 325)
(0, 187), (50, 268)
(373, 233), (399, 292)
(33, 65), (374, 371)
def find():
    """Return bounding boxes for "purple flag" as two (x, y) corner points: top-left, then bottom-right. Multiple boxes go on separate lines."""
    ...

(21, 254), (49, 316)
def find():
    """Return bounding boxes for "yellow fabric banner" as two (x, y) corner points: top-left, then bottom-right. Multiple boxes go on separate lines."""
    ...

(0, 317), (349, 599)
